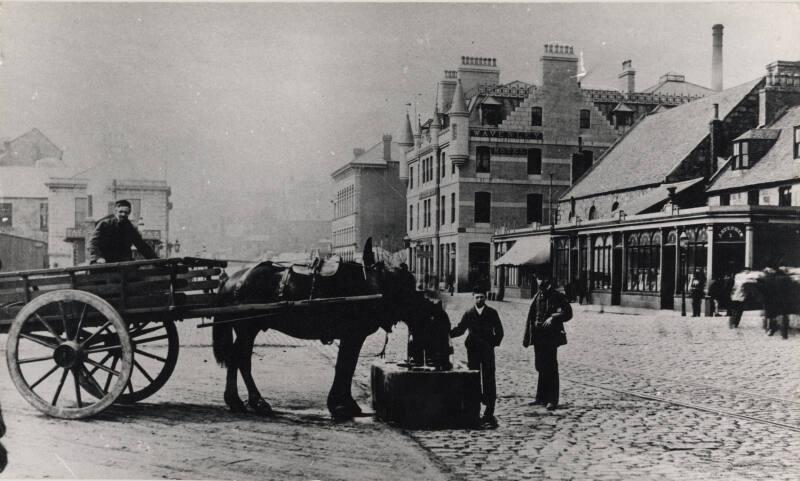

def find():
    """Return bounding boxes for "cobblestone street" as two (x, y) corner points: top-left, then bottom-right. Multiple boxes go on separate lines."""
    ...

(354, 294), (800, 481)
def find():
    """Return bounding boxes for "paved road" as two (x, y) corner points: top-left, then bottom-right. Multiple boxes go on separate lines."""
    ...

(352, 295), (799, 481)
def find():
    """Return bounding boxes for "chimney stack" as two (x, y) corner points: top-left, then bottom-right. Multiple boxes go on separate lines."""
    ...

(618, 60), (636, 94)
(712, 24), (724, 91)
(353, 148), (365, 157)
(708, 103), (724, 178)
(382, 134), (392, 161)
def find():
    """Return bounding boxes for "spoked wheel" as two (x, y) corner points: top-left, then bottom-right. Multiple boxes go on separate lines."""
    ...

(116, 320), (179, 404)
(5, 290), (133, 419)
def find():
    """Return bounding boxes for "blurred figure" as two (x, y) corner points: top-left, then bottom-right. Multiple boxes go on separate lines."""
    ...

(0, 400), (6, 472)
(690, 269), (706, 317)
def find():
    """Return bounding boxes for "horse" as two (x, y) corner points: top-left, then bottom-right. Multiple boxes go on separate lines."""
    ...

(211, 238), (438, 420)
(730, 267), (800, 338)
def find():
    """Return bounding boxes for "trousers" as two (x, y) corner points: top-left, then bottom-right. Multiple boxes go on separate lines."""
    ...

(467, 344), (496, 414)
(534, 343), (559, 405)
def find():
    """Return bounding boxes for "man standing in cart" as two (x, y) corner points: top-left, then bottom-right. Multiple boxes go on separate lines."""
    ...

(89, 199), (158, 263)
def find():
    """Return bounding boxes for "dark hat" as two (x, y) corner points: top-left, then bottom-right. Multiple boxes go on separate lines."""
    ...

(114, 199), (132, 209)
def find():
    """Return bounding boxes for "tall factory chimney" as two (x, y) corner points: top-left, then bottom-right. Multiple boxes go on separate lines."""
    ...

(712, 24), (724, 91)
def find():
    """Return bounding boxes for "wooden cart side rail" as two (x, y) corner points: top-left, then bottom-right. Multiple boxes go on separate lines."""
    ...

(0, 257), (227, 279)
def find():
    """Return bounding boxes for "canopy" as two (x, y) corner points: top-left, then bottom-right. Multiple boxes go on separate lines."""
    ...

(493, 235), (551, 267)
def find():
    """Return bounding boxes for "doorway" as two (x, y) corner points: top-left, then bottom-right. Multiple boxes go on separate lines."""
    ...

(468, 243), (491, 292)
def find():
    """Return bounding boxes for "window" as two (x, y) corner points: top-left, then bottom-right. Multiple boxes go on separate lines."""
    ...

(580, 109), (591, 129)
(747, 189), (759, 206)
(527, 148), (542, 175)
(779, 186), (792, 206)
(75, 197), (89, 226)
(476, 146), (491, 173)
(733, 141), (750, 169)
(0, 203), (11, 227)
(531, 107), (542, 127)
(481, 105), (501, 126)
(451, 193), (456, 223)
(588, 205), (597, 220)
(625, 232), (661, 292)
(441, 152), (446, 178)
(474, 192), (491, 223)
(795, 126), (800, 159)
(409, 167), (414, 189)
(554, 238), (570, 287)
(611, 201), (619, 212)
(416, 202), (420, 229)
(720, 193), (730, 206)
(440, 195), (446, 225)
(409, 205), (413, 230)
(582, 150), (594, 167)
(592, 235), (612, 289)
(40, 203), (48, 231)
(451, 158), (456, 175)
(526, 194), (543, 224)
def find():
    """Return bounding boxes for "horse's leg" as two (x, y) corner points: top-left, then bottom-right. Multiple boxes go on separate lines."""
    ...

(238, 325), (274, 416)
(327, 334), (367, 420)
(224, 325), (247, 413)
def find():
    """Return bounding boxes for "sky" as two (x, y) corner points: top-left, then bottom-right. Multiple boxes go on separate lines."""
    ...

(1, 2), (798, 237)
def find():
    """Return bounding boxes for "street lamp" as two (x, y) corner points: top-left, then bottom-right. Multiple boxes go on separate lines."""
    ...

(679, 231), (688, 317)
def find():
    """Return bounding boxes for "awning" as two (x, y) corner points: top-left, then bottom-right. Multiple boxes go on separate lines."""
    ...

(494, 235), (550, 267)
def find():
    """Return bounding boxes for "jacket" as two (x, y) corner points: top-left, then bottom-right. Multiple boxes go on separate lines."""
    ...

(450, 305), (504, 350)
(524, 288), (572, 348)
(88, 215), (158, 263)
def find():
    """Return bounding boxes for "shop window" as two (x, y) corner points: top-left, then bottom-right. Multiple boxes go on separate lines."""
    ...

(0, 203), (12, 227)
(527, 194), (543, 224)
(474, 192), (491, 223)
(476, 147), (491, 173)
(554, 238), (570, 287)
(527, 148), (542, 175)
(580, 109), (591, 129)
(625, 231), (660, 292)
(531, 107), (542, 127)
(779, 186), (792, 206)
(592, 235), (612, 290)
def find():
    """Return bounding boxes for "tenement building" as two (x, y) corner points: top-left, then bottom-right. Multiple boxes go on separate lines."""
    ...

(402, 43), (711, 293)
(494, 58), (800, 310)
(331, 135), (406, 261)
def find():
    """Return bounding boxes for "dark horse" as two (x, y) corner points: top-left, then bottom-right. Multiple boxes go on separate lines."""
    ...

(731, 267), (800, 338)
(212, 239), (434, 420)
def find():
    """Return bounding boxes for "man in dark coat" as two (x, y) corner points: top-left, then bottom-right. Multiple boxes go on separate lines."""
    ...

(450, 288), (504, 427)
(89, 199), (157, 263)
(690, 269), (706, 317)
(524, 274), (572, 410)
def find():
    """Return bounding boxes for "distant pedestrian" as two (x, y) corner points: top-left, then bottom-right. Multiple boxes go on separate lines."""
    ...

(690, 269), (705, 317)
(728, 270), (749, 328)
(450, 288), (504, 427)
(523, 274), (572, 411)
(576, 271), (587, 305)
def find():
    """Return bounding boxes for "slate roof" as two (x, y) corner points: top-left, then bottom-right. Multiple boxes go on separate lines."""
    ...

(641, 75), (714, 97)
(621, 177), (705, 215)
(733, 129), (780, 141)
(563, 77), (764, 199)
(332, 140), (405, 176)
(707, 105), (800, 192)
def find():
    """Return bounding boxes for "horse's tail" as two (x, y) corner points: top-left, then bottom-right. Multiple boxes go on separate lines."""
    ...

(212, 318), (234, 368)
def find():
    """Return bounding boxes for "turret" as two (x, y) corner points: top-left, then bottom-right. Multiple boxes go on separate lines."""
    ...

(397, 112), (414, 182)
(449, 77), (469, 168)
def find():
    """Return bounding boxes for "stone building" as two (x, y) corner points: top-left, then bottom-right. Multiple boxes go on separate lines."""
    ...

(331, 135), (406, 261)
(401, 42), (710, 293)
(494, 58), (800, 311)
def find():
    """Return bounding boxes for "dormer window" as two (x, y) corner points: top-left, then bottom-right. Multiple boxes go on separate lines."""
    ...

(732, 141), (750, 169)
(794, 126), (800, 159)
(480, 104), (501, 126)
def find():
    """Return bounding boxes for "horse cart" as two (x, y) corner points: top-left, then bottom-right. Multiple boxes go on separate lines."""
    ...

(0, 257), (383, 420)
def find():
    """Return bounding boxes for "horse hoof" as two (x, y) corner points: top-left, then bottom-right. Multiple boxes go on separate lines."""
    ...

(225, 394), (248, 413)
(347, 399), (363, 416)
(248, 398), (275, 417)
(330, 405), (354, 422)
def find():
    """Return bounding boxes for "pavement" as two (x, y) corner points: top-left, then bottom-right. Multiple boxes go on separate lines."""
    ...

(1, 294), (798, 480)
(355, 294), (800, 481)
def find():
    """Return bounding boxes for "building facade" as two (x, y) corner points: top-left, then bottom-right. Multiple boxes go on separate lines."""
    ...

(493, 58), (800, 310)
(401, 43), (710, 293)
(331, 135), (406, 261)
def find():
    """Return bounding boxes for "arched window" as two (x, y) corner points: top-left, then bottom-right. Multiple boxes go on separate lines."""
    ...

(592, 235), (612, 289)
(588, 205), (598, 220)
(625, 231), (661, 292)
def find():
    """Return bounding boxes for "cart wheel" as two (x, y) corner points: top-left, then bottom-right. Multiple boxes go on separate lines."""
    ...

(5, 290), (133, 419)
(115, 320), (179, 404)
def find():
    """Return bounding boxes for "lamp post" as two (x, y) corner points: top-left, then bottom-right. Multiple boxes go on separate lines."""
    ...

(679, 231), (688, 317)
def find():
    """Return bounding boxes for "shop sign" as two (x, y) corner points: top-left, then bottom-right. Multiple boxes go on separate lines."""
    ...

(717, 225), (744, 241)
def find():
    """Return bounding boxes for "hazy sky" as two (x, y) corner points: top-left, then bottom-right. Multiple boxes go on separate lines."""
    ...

(1, 2), (798, 227)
